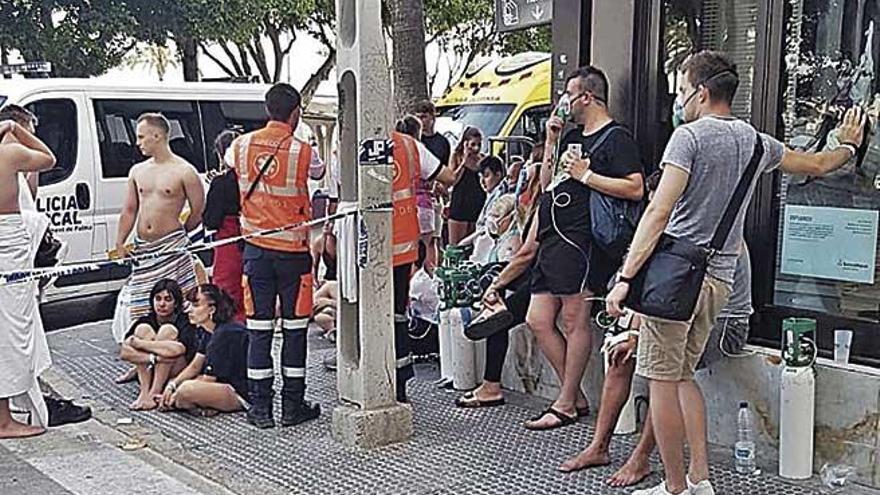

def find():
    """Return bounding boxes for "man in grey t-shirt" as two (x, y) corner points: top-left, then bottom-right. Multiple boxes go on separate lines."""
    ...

(606, 51), (866, 495)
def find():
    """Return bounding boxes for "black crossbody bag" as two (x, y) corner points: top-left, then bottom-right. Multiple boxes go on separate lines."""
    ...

(624, 131), (764, 321)
(587, 125), (645, 260)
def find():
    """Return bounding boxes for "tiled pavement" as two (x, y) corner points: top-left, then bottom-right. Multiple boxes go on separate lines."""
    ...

(42, 321), (855, 495)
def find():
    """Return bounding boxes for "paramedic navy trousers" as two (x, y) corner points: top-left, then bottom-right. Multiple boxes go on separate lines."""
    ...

(243, 243), (313, 408)
(394, 263), (415, 386)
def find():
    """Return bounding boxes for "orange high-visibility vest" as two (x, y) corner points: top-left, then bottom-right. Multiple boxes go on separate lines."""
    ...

(391, 131), (421, 267)
(233, 121), (312, 253)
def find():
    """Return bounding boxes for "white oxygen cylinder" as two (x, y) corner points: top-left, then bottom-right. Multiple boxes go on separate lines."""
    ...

(438, 309), (454, 382)
(778, 365), (815, 479)
(602, 335), (637, 435)
(449, 308), (482, 390)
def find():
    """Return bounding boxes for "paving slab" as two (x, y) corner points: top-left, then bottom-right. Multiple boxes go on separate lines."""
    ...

(37, 321), (880, 495)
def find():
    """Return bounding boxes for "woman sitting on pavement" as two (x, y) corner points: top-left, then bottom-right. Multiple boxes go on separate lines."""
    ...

(313, 280), (338, 340)
(159, 284), (249, 415)
(119, 279), (198, 410)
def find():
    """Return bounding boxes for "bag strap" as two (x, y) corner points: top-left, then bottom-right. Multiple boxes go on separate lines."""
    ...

(244, 135), (293, 201)
(587, 124), (622, 156)
(708, 130), (765, 251)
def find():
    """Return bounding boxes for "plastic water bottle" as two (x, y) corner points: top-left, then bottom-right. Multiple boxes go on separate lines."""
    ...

(735, 401), (757, 475)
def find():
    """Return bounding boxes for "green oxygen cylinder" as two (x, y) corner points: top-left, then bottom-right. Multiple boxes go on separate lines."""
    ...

(781, 318), (817, 368)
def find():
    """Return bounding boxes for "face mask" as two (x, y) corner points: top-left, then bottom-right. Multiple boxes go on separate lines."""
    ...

(672, 98), (686, 128)
(486, 217), (501, 237)
(672, 88), (699, 128)
(487, 212), (514, 238)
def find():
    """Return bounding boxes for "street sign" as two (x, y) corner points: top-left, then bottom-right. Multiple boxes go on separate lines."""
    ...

(495, 0), (553, 33)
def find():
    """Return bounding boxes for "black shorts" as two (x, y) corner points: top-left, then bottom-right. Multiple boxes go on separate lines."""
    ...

(531, 238), (590, 296)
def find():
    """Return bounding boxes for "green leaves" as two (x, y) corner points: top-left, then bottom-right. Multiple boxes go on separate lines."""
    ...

(0, 0), (139, 77)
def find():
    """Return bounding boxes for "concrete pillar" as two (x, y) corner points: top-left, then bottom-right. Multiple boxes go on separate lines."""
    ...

(590, 0), (636, 127)
(332, 0), (413, 448)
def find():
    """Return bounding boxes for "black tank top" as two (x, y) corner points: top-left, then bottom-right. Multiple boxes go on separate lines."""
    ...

(450, 167), (486, 222)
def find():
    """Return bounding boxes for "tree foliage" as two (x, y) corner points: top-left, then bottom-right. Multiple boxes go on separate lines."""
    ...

(0, 0), (139, 77)
(195, 0), (336, 87)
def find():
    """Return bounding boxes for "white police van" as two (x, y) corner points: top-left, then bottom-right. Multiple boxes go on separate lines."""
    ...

(0, 78), (277, 303)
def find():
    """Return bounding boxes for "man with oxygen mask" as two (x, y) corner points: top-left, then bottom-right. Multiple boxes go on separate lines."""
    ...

(524, 66), (644, 430)
(606, 51), (866, 495)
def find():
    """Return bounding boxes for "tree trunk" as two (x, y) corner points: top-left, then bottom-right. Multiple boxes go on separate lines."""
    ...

(389, 0), (430, 116)
(180, 36), (199, 81)
(0, 45), (8, 79)
(300, 49), (337, 109)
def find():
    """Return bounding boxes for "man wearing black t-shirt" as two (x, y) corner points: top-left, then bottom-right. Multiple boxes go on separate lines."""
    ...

(413, 100), (451, 270)
(524, 66), (644, 431)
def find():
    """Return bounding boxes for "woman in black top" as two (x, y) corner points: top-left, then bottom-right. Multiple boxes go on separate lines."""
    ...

(203, 130), (244, 321)
(448, 127), (487, 244)
(118, 279), (198, 411)
(160, 284), (250, 415)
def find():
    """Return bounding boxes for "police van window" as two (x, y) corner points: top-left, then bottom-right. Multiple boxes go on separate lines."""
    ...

(93, 99), (206, 178)
(25, 99), (78, 186)
(199, 101), (267, 170)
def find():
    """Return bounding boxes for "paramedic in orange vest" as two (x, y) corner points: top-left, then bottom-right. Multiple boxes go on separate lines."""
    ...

(391, 116), (455, 402)
(229, 84), (320, 429)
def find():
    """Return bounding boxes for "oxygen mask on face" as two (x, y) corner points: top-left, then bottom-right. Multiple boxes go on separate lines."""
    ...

(554, 93), (572, 121)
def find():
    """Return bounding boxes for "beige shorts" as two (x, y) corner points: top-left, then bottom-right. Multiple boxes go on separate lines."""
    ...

(635, 275), (732, 382)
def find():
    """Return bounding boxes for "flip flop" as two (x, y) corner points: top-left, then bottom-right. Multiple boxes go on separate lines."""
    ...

(576, 405), (590, 418)
(464, 309), (514, 341)
(525, 407), (578, 431)
(455, 392), (506, 409)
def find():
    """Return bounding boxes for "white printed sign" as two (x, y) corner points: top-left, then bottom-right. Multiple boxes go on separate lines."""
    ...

(781, 205), (879, 284)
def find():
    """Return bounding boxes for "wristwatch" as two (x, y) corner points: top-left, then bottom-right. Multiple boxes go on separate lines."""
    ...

(615, 273), (634, 285)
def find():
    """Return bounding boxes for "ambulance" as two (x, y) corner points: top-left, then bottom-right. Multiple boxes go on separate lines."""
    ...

(0, 78), (335, 304)
(435, 51), (552, 158)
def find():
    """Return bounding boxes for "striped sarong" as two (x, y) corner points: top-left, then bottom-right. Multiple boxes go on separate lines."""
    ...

(127, 229), (197, 321)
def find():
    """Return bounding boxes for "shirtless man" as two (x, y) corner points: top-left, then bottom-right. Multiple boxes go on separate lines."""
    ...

(0, 119), (56, 438)
(114, 114), (204, 386)
(116, 113), (204, 254)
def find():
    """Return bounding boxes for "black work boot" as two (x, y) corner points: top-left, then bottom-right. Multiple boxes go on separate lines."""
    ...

(281, 399), (321, 427)
(396, 365), (414, 403)
(396, 379), (408, 403)
(45, 396), (92, 427)
(246, 402), (275, 429)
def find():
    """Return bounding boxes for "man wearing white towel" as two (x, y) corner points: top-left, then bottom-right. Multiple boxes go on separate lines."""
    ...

(0, 116), (56, 438)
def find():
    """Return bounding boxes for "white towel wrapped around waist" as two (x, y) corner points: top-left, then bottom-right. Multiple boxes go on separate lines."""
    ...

(0, 214), (50, 426)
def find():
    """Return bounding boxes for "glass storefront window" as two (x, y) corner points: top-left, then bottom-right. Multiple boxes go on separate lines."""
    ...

(658, 1), (760, 118)
(776, 0), (880, 323)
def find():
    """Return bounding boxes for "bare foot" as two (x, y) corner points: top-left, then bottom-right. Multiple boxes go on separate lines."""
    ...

(471, 385), (503, 402)
(559, 445), (611, 472)
(0, 420), (46, 439)
(129, 395), (157, 411)
(115, 367), (137, 384)
(606, 455), (651, 487)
